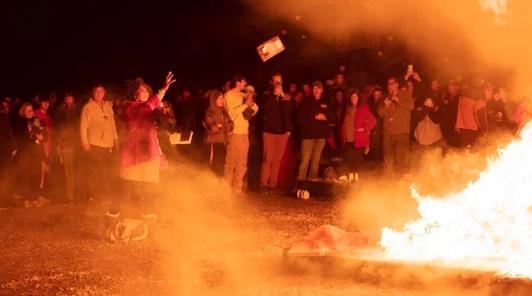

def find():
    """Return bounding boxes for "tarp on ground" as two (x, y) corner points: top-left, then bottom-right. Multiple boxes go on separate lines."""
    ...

(287, 225), (370, 257)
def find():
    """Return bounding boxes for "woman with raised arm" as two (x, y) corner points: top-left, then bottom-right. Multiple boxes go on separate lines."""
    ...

(105, 72), (175, 233)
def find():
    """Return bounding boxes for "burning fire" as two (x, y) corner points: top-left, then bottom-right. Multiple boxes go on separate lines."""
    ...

(381, 122), (532, 278)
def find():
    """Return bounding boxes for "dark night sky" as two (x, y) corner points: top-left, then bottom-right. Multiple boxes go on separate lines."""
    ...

(1, 0), (408, 100)
(2, 0), (291, 98)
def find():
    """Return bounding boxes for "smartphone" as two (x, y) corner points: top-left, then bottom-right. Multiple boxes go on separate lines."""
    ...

(407, 64), (414, 74)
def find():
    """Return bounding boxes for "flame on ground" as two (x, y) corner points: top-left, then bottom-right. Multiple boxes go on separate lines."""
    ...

(380, 122), (532, 278)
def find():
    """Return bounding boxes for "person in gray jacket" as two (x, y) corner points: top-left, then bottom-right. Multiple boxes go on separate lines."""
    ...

(378, 77), (414, 179)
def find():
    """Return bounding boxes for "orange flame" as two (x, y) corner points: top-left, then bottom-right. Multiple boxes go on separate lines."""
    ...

(381, 122), (532, 278)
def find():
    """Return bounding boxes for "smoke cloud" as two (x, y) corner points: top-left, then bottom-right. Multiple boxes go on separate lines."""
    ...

(249, 0), (532, 92)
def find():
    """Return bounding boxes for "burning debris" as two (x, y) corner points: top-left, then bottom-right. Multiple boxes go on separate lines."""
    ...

(381, 122), (532, 278)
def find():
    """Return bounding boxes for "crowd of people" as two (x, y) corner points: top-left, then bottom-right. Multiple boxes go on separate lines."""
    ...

(0, 67), (530, 230)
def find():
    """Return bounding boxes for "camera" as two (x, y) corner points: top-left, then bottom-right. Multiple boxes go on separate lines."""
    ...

(30, 118), (43, 135)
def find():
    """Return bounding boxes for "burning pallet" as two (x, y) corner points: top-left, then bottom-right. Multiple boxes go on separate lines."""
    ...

(283, 225), (532, 296)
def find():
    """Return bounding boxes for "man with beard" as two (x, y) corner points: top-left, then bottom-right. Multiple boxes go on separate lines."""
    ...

(259, 73), (293, 193)
(223, 74), (258, 194)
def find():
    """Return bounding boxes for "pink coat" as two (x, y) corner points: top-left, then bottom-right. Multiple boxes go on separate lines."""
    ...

(341, 104), (376, 148)
(120, 95), (167, 172)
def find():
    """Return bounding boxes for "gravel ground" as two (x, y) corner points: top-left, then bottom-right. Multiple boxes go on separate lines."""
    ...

(1, 182), (530, 296)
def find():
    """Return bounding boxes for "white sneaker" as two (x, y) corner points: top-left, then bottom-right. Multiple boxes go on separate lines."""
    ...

(354, 173), (359, 182)
(338, 175), (348, 182)
(348, 173), (354, 182)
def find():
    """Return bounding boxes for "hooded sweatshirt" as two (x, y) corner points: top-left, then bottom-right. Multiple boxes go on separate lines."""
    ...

(204, 90), (234, 144)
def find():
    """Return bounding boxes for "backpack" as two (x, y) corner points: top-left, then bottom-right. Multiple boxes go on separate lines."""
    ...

(414, 115), (442, 145)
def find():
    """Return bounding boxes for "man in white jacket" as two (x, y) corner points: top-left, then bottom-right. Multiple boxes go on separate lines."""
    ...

(80, 84), (118, 200)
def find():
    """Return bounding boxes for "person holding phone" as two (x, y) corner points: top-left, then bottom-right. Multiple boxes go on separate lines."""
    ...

(223, 74), (258, 195)
(378, 77), (414, 179)
(259, 73), (293, 194)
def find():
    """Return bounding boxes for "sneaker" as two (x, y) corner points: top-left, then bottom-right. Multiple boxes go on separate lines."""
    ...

(354, 173), (359, 182)
(338, 175), (348, 182)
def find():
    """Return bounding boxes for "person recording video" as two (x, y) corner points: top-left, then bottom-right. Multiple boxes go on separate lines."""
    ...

(378, 77), (414, 179)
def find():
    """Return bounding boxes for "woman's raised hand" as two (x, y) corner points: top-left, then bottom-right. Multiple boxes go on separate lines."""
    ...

(162, 72), (176, 91)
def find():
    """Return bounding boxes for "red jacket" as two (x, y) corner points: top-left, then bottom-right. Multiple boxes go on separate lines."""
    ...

(120, 95), (167, 172)
(341, 104), (376, 148)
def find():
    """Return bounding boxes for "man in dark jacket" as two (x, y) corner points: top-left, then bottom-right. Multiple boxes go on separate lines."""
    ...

(259, 73), (294, 193)
(440, 80), (461, 147)
(297, 81), (336, 181)
(55, 93), (81, 201)
(378, 77), (414, 178)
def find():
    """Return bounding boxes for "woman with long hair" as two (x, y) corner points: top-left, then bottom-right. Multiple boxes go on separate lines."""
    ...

(341, 89), (376, 182)
(203, 90), (234, 177)
(12, 103), (49, 206)
(105, 72), (175, 230)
